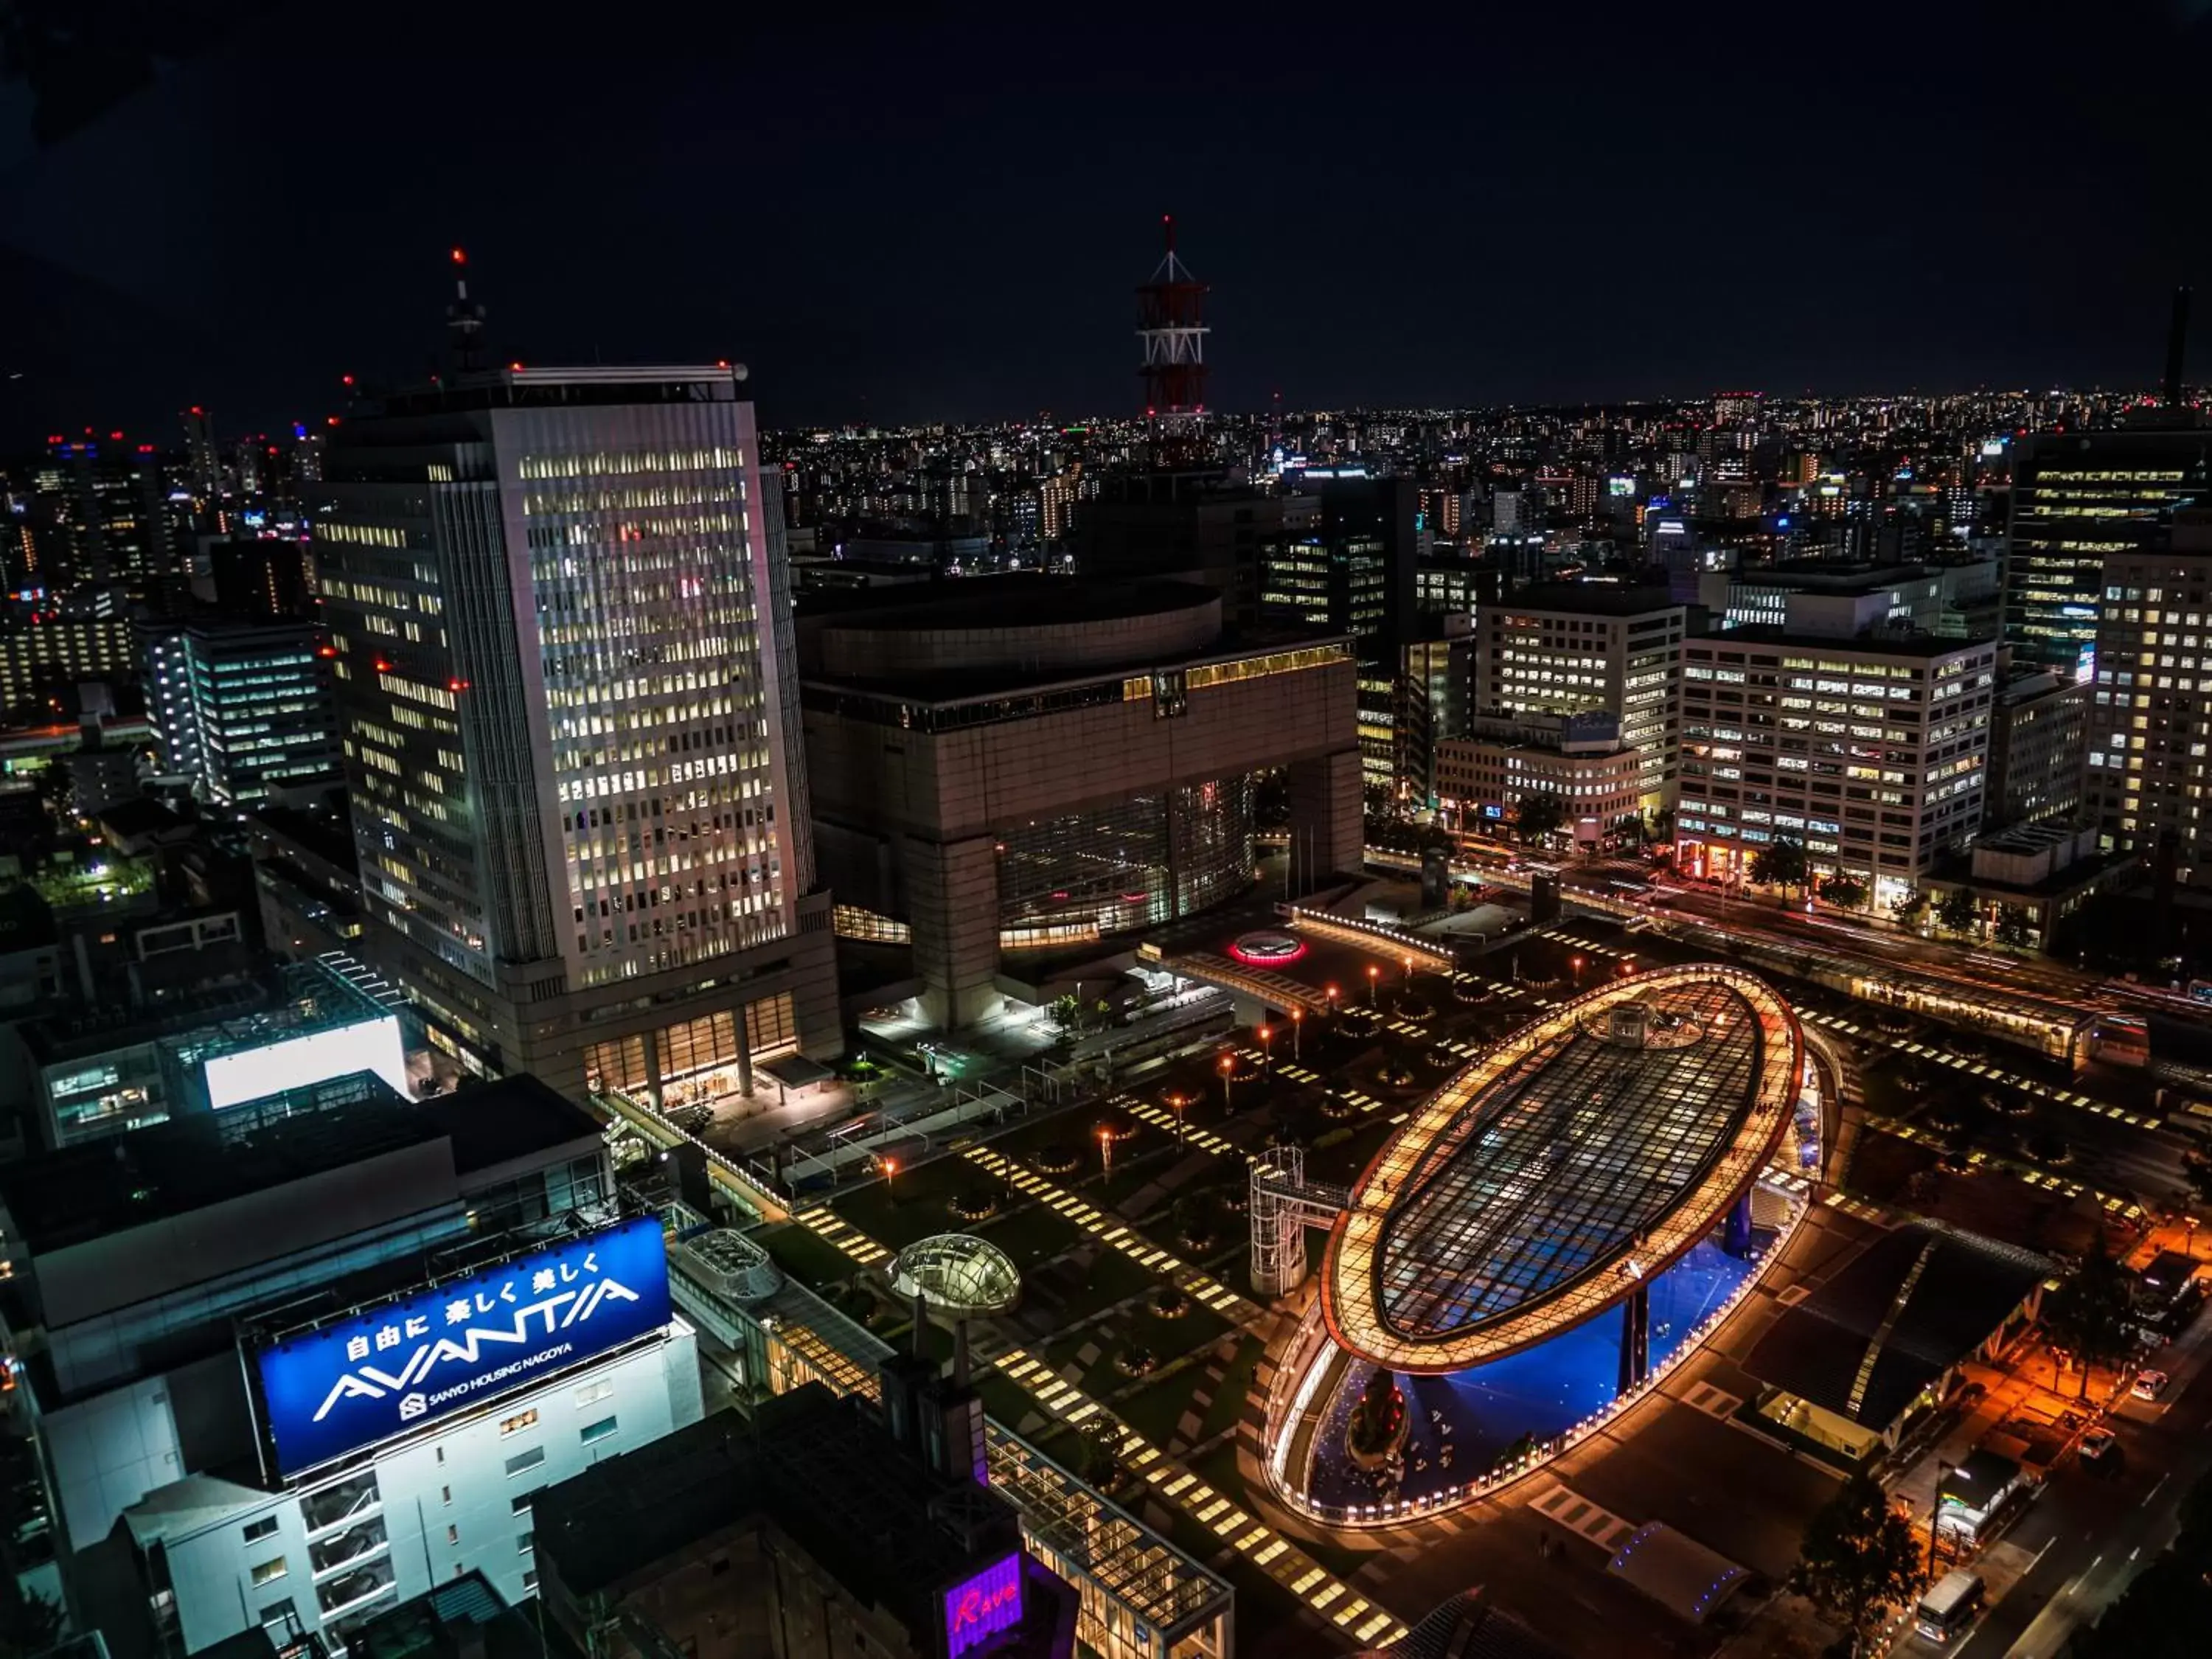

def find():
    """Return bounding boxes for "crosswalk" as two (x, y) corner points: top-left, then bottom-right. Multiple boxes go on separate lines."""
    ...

(960, 1145), (1255, 1319)
(790, 1204), (893, 1267)
(1112, 1091), (1241, 1158)
(991, 1347), (1408, 1648)
(1798, 1006), (2159, 1128)
(1527, 1483), (1637, 1552)
(1860, 1112), (2145, 1218)
(1535, 926), (1636, 964)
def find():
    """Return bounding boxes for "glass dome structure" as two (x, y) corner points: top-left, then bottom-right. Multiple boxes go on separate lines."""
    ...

(888, 1233), (1021, 1316)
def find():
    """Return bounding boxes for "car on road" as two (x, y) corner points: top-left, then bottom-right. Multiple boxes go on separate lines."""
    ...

(2132, 1368), (2170, 1401)
(2079, 1426), (2120, 1466)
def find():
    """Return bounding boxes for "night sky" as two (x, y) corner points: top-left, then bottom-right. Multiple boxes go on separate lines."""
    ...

(5, 0), (2212, 446)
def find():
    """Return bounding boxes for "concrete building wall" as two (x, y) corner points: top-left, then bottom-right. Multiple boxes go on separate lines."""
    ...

(156, 1329), (700, 1652)
(806, 653), (1360, 1026)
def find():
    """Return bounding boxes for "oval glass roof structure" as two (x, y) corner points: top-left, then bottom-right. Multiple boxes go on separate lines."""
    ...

(888, 1233), (1022, 1317)
(1322, 965), (1801, 1373)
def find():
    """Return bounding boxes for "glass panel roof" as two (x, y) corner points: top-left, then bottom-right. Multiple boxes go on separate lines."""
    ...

(1377, 978), (1759, 1340)
(1321, 965), (1801, 1373)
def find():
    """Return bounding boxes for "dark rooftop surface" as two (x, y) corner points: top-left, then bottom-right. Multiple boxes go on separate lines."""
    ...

(806, 574), (1215, 631)
(1690, 625), (1989, 658)
(534, 1390), (1013, 1627)
(1492, 583), (1682, 619)
(0, 1074), (587, 1256)
(355, 1568), (546, 1659)
(1742, 1222), (2048, 1431)
(248, 803), (360, 874)
(417, 1076), (602, 1174)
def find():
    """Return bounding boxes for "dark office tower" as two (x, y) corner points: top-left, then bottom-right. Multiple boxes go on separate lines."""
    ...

(24, 437), (184, 608)
(1262, 479), (1419, 799)
(1072, 470), (1281, 629)
(191, 534), (313, 618)
(181, 405), (219, 499)
(313, 363), (841, 1100)
(2003, 430), (2210, 676)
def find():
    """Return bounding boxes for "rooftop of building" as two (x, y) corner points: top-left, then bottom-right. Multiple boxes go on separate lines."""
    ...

(1688, 625), (1989, 659)
(0, 1073), (595, 1257)
(1741, 1221), (2048, 1432)
(353, 1569), (547, 1659)
(1736, 561), (1934, 592)
(800, 576), (1350, 703)
(1489, 582), (1681, 619)
(533, 1389), (1012, 1623)
(246, 803), (360, 874)
(13, 956), (387, 1067)
(801, 574), (1210, 633)
(355, 364), (748, 424)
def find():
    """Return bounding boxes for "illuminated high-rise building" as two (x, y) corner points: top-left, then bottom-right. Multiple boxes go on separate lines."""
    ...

(2003, 430), (2208, 678)
(2084, 504), (2212, 883)
(315, 364), (839, 1099)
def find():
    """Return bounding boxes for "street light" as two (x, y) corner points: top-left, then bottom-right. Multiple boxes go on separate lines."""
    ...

(1099, 1125), (1115, 1181)
(1402, 953), (1414, 988)
(1325, 983), (1340, 1020)
(1291, 1006), (1304, 1062)
(881, 1155), (900, 1204)
(1258, 1023), (1273, 1074)
(1367, 964), (1380, 1007)
(1571, 954), (1585, 987)
(1166, 1092), (1186, 1147)
(1220, 1054), (1236, 1112)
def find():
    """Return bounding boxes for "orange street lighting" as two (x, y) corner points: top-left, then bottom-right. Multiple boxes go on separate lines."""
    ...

(1220, 1053), (1237, 1111)
(1258, 1023), (1273, 1072)
(1099, 1124), (1115, 1178)
(1291, 1005), (1304, 1061)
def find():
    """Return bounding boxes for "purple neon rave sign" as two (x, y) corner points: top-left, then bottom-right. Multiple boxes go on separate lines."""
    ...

(943, 1551), (1023, 1658)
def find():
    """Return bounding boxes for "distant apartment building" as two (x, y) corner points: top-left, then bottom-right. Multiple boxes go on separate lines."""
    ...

(1985, 666), (2087, 830)
(0, 616), (135, 723)
(1474, 585), (1683, 815)
(1676, 630), (1997, 908)
(145, 619), (341, 807)
(2084, 505), (2212, 883)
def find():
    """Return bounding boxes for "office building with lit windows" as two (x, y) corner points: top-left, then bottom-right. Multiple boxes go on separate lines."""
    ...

(2003, 430), (2209, 678)
(1985, 666), (2087, 830)
(1475, 585), (1683, 815)
(2084, 505), (2212, 882)
(145, 619), (342, 807)
(313, 366), (840, 1102)
(1434, 712), (1642, 837)
(799, 577), (1361, 1027)
(1674, 630), (1996, 908)
(0, 616), (136, 723)
(0, 1075), (699, 1654)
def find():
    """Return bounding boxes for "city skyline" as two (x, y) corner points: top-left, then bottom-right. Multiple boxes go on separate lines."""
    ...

(8, 2), (2212, 445)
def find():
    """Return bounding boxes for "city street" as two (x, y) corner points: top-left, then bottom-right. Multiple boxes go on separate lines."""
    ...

(1947, 1299), (2212, 1656)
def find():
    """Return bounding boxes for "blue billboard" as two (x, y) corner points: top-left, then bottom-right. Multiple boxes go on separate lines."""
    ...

(254, 1217), (671, 1477)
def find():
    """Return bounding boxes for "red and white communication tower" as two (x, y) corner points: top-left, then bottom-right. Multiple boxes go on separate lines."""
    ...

(1137, 215), (1209, 445)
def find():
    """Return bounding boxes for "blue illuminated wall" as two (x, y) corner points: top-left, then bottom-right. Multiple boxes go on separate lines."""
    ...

(254, 1217), (671, 1475)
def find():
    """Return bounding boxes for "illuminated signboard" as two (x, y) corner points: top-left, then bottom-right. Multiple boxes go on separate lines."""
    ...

(202, 1014), (410, 1110)
(254, 1217), (670, 1476)
(942, 1552), (1023, 1659)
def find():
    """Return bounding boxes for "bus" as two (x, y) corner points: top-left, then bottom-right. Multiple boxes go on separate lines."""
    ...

(1914, 1569), (1985, 1644)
